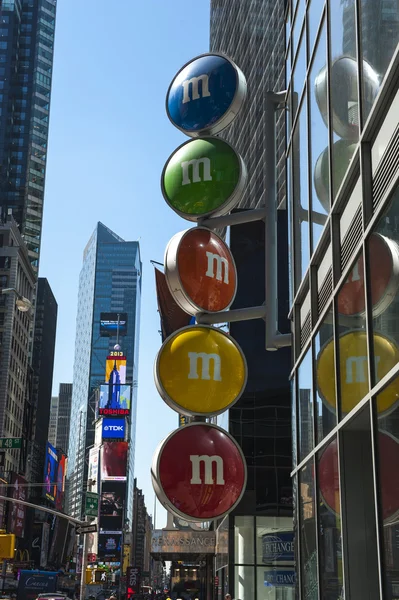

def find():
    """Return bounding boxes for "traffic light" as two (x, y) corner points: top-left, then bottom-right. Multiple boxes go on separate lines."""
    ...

(94, 570), (107, 583)
(0, 534), (15, 559)
(85, 569), (93, 584)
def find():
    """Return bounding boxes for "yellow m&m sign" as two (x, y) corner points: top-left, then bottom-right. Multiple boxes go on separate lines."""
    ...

(154, 325), (247, 416)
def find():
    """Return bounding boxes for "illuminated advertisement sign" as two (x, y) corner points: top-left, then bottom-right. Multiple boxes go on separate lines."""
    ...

(55, 454), (67, 511)
(98, 533), (122, 559)
(7, 473), (26, 538)
(43, 442), (58, 503)
(102, 418), (126, 440)
(100, 312), (128, 337)
(101, 442), (128, 480)
(99, 384), (131, 416)
(105, 355), (126, 384)
(100, 482), (125, 517)
(100, 515), (123, 532)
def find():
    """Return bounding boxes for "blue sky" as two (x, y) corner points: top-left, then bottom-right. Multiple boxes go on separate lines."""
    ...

(39, 0), (210, 526)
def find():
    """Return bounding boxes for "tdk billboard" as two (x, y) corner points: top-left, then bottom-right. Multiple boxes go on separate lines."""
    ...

(102, 418), (126, 440)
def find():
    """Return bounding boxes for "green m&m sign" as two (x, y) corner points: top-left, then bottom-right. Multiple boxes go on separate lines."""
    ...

(161, 137), (247, 221)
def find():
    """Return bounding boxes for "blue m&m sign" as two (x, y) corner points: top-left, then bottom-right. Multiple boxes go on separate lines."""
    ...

(166, 53), (247, 137)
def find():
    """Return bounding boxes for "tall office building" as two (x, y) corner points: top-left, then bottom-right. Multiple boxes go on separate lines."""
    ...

(67, 223), (141, 521)
(286, 0), (399, 598)
(27, 276), (57, 494)
(0, 0), (57, 268)
(55, 383), (72, 454)
(210, 3), (292, 600)
(48, 395), (57, 446)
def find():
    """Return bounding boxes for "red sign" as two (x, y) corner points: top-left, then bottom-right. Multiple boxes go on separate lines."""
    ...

(338, 233), (399, 316)
(165, 227), (237, 314)
(152, 423), (246, 521)
(127, 566), (141, 597)
(319, 432), (399, 521)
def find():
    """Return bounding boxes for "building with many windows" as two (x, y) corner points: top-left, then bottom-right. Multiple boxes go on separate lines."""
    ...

(0, 0), (57, 269)
(286, 0), (399, 597)
(48, 394), (57, 446)
(55, 382), (72, 454)
(67, 223), (141, 522)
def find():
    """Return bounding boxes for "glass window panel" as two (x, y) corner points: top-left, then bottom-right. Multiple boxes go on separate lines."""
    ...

(292, 29), (306, 103)
(234, 565), (254, 600)
(317, 437), (344, 598)
(360, 0), (399, 124)
(293, 97), (310, 290)
(369, 186), (399, 403)
(299, 460), (318, 599)
(293, 0), (305, 52)
(315, 306), (337, 443)
(258, 566), (296, 598)
(309, 19), (329, 251)
(291, 377), (297, 467)
(375, 377), (399, 596)
(329, 0), (359, 202)
(308, 0), (323, 57)
(234, 516), (255, 565)
(298, 349), (313, 461)
(335, 255), (369, 417)
(256, 516), (295, 565)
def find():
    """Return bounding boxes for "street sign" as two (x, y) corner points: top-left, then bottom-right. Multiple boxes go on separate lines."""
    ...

(165, 227), (237, 314)
(155, 325), (247, 416)
(161, 137), (247, 220)
(166, 53), (247, 136)
(0, 438), (22, 449)
(317, 331), (399, 415)
(337, 233), (399, 317)
(76, 523), (97, 535)
(152, 422), (247, 521)
(85, 492), (99, 517)
(319, 432), (399, 522)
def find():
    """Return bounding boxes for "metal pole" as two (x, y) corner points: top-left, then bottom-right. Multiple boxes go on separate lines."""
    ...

(80, 481), (92, 600)
(196, 305), (266, 325)
(1, 560), (6, 593)
(264, 91), (290, 351)
(199, 207), (267, 229)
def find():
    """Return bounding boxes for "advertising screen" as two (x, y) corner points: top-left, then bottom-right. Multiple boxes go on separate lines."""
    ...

(99, 384), (131, 416)
(101, 442), (128, 480)
(99, 515), (123, 533)
(17, 571), (58, 600)
(100, 312), (128, 337)
(55, 454), (67, 510)
(7, 473), (26, 538)
(100, 482), (125, 517)
(105, 356), (127, 384)
(102, 418), (126, 440)
(98, 533), (122, 559)
(43, 442), (58, 503)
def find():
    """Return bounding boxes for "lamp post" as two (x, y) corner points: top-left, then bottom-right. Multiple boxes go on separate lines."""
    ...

(1, 288), (32, 312)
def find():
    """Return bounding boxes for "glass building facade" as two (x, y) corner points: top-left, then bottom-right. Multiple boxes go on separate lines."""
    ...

(287, 0), (399, 597)
(0, 0), (57, 269)
(67, 223), (141, 522)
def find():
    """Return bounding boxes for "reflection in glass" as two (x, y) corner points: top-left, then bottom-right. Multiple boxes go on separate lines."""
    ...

(292, 29), (306, 102)
(309, 20), (328, 251)
(307, 0), (323, 57)
(298, 350), (313, 461)
(293, 98), (310, 289)
(369, 187), (399, 398)
(317, 438), (344, 599)
(234, 565), (254, 600)
(234, 516), (255, 565)
(299, 461), (318, 599)
(360, 0), (399, 123)
(315, 308), (337, 443)
(376, 381), (399, 594)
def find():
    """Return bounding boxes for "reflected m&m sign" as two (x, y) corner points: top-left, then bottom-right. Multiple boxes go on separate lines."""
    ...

(155, 325), (247, 416)
(166, 53), (247, 137)
(165, 227), (237, 315)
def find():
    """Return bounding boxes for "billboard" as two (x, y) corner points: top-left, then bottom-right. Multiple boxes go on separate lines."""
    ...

(7, 473), (26, 538)
(102, 418), (126, 440)
(55, 454), (67, 510)
(43, 442), (58, 503)
(98, 533), (122, 559)
(99, 384), (131, 416)
(100, 515), (123, 533)
(127, 567), (141, 597)
(101, 442), (128, 480)
(17, 571), (58, 600)
(100, 482), (125, 517)
(105, 356), (127, 384)
(100, 312), (128, 337)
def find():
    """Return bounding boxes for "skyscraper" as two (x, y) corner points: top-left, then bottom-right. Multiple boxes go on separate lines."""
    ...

(48, 395), (58, 446)
(55, 383), (72, 454)
(27, 277), (57, 495)
(0, 0), (57, 268)
(67, 223), (141, 521)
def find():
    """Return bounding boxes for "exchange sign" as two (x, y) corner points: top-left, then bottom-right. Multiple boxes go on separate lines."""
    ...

(161, 137), (246, 220)
(166, 53), (247, 136)
(165, 227), (237, 314)
(152, 422), (247, 521)
(155, 325), (247, 416)
(317, 331), (399, 415)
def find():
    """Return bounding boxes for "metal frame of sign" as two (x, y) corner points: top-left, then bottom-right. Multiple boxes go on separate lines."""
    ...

(151, 422), (248, 522)
(164, 226), (238, 315)
(160, 136), (247, 221)
(165, 52), (247, 137)
(154, 324), (248, 416)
